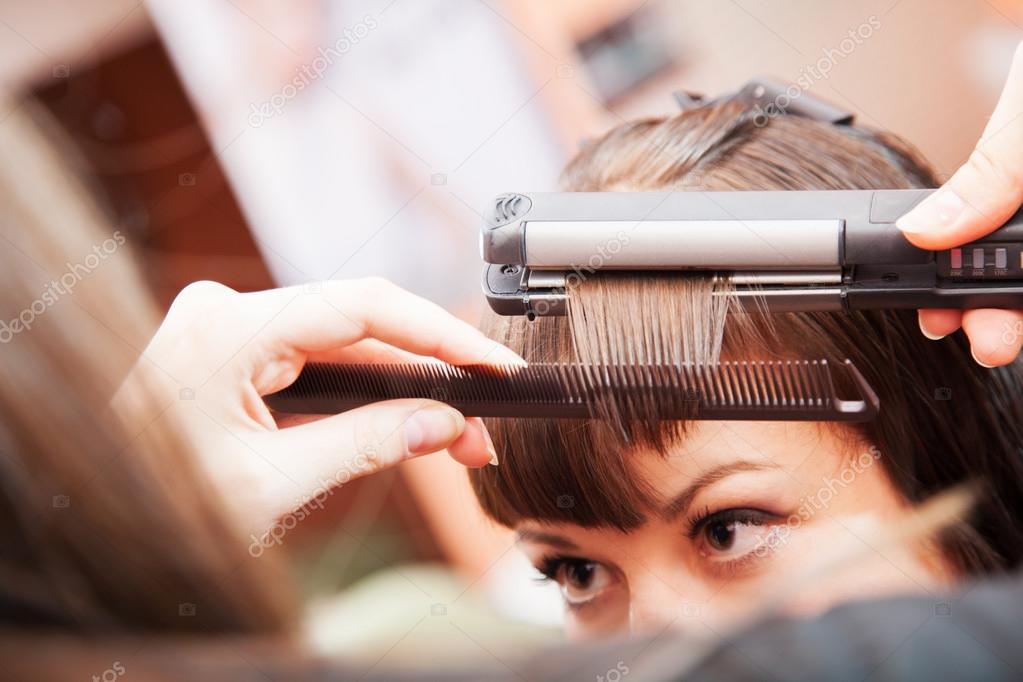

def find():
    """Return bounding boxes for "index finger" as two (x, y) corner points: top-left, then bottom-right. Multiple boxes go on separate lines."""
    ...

(898, 42), (1023, 250)
(251, 278), (525, 366)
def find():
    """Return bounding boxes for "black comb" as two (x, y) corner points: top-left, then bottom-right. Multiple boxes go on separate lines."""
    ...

(264, 359), (878, 422)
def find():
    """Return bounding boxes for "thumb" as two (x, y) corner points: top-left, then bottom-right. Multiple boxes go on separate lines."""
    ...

(255, 399), (466, 507)
(897, 42), (1023, 250)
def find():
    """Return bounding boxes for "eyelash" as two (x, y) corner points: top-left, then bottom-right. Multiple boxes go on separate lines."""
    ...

(685, 505), (775, 539)
(535, 555), (567, 582)
(686, 506), (782, 574)
(534, 555), (602, 612)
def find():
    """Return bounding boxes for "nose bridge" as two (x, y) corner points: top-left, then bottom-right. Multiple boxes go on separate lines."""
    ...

(628, 573), (699, 634)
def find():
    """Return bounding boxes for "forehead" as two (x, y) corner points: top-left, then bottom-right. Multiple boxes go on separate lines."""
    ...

(664, 421), (837, 461)
(629, 420), (860, 497)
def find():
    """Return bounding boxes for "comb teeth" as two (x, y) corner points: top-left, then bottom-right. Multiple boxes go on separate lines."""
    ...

(264, 360), (878, 422)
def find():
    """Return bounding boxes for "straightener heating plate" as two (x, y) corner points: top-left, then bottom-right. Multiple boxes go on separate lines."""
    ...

(264, 359), (879, 422)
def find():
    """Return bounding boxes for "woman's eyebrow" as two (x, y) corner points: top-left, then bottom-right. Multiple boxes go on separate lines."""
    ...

(662, 461), (779, 520)
(516, 529), (579, 550)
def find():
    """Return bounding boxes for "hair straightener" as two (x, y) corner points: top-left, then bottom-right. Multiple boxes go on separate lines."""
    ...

(480, 189), (1023, 318)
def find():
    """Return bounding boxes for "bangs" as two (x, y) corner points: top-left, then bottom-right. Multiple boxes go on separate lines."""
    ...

(471, 415), (666, 531)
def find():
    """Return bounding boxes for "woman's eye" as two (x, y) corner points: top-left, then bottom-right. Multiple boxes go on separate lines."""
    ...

(552, 559), (612, 605)
(706, 519), (738, 550)
(696, 509), (777, 559)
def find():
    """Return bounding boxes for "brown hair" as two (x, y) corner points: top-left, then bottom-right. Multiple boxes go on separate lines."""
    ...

(469, 99), (1023, 574)
(0, 101), (296, 633)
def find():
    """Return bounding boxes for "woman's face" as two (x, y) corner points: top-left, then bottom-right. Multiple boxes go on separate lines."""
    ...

(516, 421), (952, 640)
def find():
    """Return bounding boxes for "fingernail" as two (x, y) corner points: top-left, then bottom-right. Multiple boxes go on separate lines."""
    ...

(918, 318), (947, 341)
(405, 406), (464, 454)
(473, 417), (499, 465)
(896, 189), (968, 234)
(970, 347), (997, 369)
(487, 343), (528, 367)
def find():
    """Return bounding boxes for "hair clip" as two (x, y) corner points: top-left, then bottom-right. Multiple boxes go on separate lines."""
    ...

(672, 77), (855, 126)
(672, 90), (705, 111)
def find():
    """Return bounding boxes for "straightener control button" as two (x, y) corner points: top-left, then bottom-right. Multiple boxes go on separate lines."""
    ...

(938, 242), (1023, 279)
(972, 247), (985, 268)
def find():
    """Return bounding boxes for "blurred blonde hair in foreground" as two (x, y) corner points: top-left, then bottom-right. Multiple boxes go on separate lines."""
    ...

(0, 99), (301, 676)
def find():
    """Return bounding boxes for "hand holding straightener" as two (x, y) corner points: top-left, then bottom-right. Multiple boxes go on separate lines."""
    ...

(899, 42), (1023, 366)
